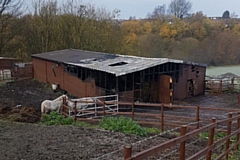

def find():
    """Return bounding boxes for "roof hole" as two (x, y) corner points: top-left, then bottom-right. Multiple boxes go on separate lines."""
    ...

(109, 61), (128, 67)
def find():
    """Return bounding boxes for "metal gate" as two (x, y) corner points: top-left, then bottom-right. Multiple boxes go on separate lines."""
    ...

(65, 94), (118, 119)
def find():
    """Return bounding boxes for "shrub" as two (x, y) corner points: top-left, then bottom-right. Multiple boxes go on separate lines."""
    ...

(99, 116), (147, 136)
(145, 127), (161, 134)
(41, 111), (74, 125)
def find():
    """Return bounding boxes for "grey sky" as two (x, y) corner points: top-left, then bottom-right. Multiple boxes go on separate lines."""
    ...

(24, 0), (240, 19)
(86, 0), (240, 19)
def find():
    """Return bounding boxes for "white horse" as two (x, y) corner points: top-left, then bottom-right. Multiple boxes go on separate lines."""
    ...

(67, 97), (95, 110)
(41, 95), (68, 114)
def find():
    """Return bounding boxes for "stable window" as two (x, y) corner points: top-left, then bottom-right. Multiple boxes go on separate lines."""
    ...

(65, 65), (77, 76)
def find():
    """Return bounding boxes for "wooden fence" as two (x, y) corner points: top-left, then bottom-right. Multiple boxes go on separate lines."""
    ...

(61, 101), (239, 131)
(60, 100), (240, 159)
(13, 64), (33, 80)
(125, 112), (240, 160)
(0, 63), (33, 81)
(206, 77), (240, 95)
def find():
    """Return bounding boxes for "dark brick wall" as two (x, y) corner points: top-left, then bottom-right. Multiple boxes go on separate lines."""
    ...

(174, 64), (206, 100)
(0, 59), (15, 70)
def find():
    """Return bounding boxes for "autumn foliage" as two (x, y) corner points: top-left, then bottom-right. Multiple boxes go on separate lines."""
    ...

(1, 1), (240, 66)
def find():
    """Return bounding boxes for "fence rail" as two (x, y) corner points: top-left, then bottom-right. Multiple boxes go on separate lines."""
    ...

(0, 64), (33, 81)
(206, 77), (240, 95)
(126, 112), (240, 160)
(60, 99), (240, 159)
(61, 100), (239, 131)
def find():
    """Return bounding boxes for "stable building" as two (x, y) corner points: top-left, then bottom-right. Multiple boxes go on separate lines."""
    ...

(0, 57), (17, 80)
(31, 49), (206, 103)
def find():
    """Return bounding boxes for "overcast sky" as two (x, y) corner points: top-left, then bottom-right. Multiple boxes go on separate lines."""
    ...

(85, 0), (240, 19)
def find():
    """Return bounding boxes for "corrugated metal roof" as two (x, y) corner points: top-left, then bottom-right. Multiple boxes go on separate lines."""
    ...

(32, 49), (206, 76)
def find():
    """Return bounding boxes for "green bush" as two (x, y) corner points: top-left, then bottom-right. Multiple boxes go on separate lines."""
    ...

(41, 111), (74, 125)
(99, 116), (147, 136)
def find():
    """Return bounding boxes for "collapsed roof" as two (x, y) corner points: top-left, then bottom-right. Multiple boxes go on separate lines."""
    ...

(32, 49), (206, 76)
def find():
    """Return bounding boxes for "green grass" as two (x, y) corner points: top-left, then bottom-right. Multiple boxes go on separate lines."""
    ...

(41, 112), (162, 136)
(144, 127), (161, 135)
(199, 131), (236, 142)
(40, 111), (74, 125)
(99, 116), (147, 136)
(230, 150), (240, 160)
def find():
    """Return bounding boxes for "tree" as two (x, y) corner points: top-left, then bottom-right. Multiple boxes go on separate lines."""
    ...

(0, 0), (23, 57)
(138, 34), (166, 57)
(168, 0), (192, 19)
(187, 11), (205, 23)
(230, 12), (238, 18)
(222, 10), (230, 19)
(148, 5), (166, 19)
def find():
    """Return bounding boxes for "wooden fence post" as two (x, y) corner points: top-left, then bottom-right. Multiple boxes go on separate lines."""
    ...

(123, 145), (132, 160)
(226, 113), (233, 159)
(160, 104), (164, 131)
(236, 112), (240, 150)
(103, 101), (106, 116)
(132, 102), (134, 120)
(206, 118), (216, 160)
(196, 106), (200, 129)
(179, 125), (187, 160)
(220, 80), (222, 95)
(61, 97), (66, 115)
(74, 101), (77, 122)
(231, 77), (234, 90)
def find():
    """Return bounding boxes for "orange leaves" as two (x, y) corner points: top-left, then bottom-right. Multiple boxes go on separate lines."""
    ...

(123, 33), (137, 45)
(159, 23), (177, 39)
(121, 20), (141, 34)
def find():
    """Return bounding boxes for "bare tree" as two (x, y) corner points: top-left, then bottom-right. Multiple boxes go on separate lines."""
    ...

(149, 5), (166, 19)
(168, 0), (192, 19)
(0, 0), (23, 56)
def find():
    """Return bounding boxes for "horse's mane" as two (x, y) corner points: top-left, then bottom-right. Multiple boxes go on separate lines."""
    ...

(52, 95), (68, 105)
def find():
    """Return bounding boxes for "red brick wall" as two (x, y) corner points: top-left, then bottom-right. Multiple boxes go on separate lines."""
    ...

(174, 65), (188, 100)
(190, 66), (206, 96)
(46, 61), (62, 85)
(0, 59), (16, 70)
(32, 58), (47, 83)
(173, 65), (206, 100)
(62, 71), (96, 98)
(32, 58), (96, 98)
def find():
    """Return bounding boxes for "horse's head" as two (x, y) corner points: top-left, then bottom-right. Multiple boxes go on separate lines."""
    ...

(53, 94), (68, 104)
(62, 94), (68, 100)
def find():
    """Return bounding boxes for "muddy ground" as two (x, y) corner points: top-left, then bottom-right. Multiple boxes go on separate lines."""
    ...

(0, 79), (239, 160)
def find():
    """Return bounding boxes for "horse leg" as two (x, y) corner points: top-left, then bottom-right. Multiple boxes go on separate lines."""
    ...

(40, 105), (44, 117)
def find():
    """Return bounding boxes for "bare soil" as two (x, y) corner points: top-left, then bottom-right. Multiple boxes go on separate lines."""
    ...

(0, 79), (239, 160)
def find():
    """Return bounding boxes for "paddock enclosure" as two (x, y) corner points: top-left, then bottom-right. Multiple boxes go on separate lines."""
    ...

(58, 92), (240, 160)
(0, 77), (240, 159)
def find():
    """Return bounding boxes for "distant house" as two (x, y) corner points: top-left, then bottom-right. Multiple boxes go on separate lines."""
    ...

(31, 49), (206, 103)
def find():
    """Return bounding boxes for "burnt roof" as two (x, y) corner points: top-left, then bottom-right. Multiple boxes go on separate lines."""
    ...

(31, 49), (117, 63)
(32, 49), (206, 76)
